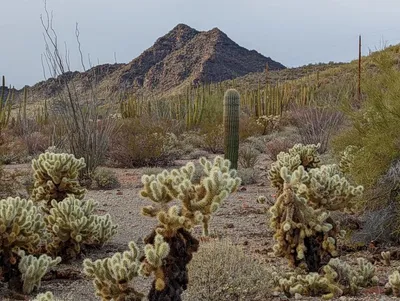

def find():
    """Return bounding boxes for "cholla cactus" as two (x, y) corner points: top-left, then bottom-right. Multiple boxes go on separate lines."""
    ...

(140, 156), (241, 300)
(269, 166), (337, 270)
(256, 115), (281, 135)
(141, 156), (241, 237)
(277, 271), (343, 300)
(33, 291), (56, 301)
(324, 258), (378, 296)
(298, 164), (363, 211)
(83, 241), (144, 301)
(18, 251), (61, 294)
(140, 233), (170, 291)
(266, 143), (363, 272)
(46, 196), (117, 259)
(382, 251), (391, 266)
(388, 270), (400, 297)
(0, 197), (47, 291)
(31, 152), (86, 206)
(269, 143), (321, 191)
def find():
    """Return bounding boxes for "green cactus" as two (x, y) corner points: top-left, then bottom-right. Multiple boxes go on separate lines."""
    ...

(31, 152), (86, 207)
(140, 156), (241, 237)
(83, 241), (144, 301)
(0, 197), (47, 291)
(266, 144), (363, 271)
(46, 196), (117, 260)
(276, 271), (342, 300)
(339, 145), (358, 174)
(140, 233), (170, 291)
(269, 143), (321, 192)
(324, 258), (378, 296)
(381, 251), (391, 266)
(0, 75), (12, 135)
(275, 258), (377, 299)
(388, 270), (400, 297)
(223, 89), (240, 170)
(18, 251), (61, 294)
(140, 156), (241, 300)
(33, 291), (56, 301)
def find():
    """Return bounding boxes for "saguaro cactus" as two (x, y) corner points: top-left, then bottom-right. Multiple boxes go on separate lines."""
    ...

(223, 89), (240, 169)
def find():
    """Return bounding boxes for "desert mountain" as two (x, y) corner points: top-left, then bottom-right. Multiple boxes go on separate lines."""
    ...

(21, 23), (286, 101)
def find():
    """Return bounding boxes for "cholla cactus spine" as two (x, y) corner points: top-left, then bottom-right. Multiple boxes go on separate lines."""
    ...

(388, 270), (400, 297)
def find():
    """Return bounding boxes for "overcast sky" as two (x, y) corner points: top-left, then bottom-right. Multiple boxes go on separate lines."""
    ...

(1, 0), (400, 88)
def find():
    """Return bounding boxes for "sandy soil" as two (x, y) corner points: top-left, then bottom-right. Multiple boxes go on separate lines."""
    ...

(1, 155), (399, 300)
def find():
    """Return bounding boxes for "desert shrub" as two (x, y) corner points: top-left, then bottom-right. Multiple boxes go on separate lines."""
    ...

(186, 149), (209, 160)
(109, 118), (182, 167)
(265, 137), (297, 161)
(290, 105), (343, 153)
(93, 168), (120, 190)
(256, 115), (281, 135)
(24, 131), (50, 155)
(239, 114), (263, 139)
(333, 55), (400, 195)
(200, 123), (224, 153)
(244, 136), (266, 153)
(183, 239), (271, 301)
(238, 143), (260, 168)
(0, 131), (29, 164)
(141, 167), (165, 176)
(237, 168), (258, 185)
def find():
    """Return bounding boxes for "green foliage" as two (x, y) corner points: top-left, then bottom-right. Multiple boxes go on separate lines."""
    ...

(18, 251), (61, 294)
(333, 51), (400, 191)
(46, 196), (117, 259)
(223, 89), (240, 169)
(93, 168), (121, 190)
(31, 152), (86, 206)
(83, 241), (144, 301)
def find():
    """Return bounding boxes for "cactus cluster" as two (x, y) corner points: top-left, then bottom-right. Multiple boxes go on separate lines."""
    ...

(33, 291), (56, 301)
(275, 258), (378, 299)
(339, 145), (358, 174)
(266, 144), (363, 271)
(31, 152), (86, 206)
(46, 196), (117, 259)
(387, 270), (400, 297)
(83, 241), (145, 301)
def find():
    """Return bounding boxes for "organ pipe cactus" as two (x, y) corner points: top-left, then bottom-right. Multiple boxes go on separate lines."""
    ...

(223, 89), (240, 169)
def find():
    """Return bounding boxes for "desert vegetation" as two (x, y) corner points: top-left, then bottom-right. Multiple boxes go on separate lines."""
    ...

(3, 6), (400, 299)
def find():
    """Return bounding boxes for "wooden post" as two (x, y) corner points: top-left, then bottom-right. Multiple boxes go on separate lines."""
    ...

(358, 35), (362, 102)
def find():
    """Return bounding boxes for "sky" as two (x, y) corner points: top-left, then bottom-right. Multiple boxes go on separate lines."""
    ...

(1, 0), (400, 88)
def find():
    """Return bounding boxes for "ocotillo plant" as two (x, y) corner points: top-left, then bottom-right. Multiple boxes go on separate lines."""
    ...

(223, 89), (240, 169)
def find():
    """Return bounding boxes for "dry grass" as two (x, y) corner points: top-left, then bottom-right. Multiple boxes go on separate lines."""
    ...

(183, 239), (272, 301)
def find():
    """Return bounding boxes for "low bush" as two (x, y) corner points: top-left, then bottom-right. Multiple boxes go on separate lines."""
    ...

(93, 168), (121, 190)
(238, 143), (260, 168)
(183, 239), (271, 301)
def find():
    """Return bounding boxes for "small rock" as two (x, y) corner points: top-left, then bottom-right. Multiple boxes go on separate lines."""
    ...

(224, 223), (234, 229)
(116, 191), (123, 195)
(294, 293), (302, 300)
(239, 186), (247, 191)
(243, 241), (249, 246)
